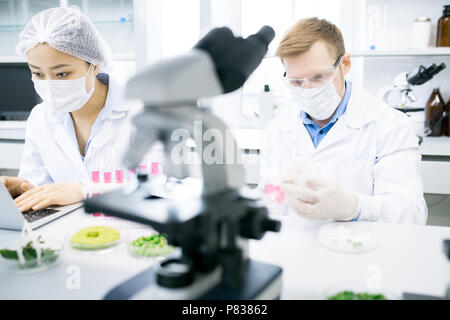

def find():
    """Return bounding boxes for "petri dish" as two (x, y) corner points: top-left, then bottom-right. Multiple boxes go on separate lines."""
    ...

(127, 229), (176, 259)
(318, 222), (377, 253)
(67, 225), (122, 251)
(0, 237), (63, 274)
(324, 282), (400, 300)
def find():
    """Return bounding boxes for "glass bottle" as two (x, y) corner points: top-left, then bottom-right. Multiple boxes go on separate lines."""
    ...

(444, 100), (450, 137)
(437, 5), (450, 47)
(424, 88), (445, 136)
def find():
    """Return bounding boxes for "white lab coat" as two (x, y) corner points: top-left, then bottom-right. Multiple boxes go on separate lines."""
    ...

(259, 84), (428, 225)
(18, 77), (159, 187)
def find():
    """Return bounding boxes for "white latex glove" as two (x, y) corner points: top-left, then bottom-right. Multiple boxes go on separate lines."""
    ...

(281, 174), (360, 221)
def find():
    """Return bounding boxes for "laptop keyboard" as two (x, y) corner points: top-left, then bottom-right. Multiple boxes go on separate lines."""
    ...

(22, 208), (60, 223)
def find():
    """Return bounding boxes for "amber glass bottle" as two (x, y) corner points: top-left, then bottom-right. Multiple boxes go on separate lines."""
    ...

(444, 100), (450, 136)
(425, 88), (445, 136)
(437, 5), (450, 47)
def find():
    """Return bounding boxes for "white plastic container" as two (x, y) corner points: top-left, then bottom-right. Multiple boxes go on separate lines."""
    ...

(412, 17), (432, 48)
(258, 84), (275, 128)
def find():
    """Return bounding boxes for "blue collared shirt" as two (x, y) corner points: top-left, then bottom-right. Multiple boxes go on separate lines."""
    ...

(299, 80), (360, 221)
(300, 80), (352, 148)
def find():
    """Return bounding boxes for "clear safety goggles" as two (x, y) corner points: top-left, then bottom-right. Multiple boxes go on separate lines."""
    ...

(282, 54), (343, 89)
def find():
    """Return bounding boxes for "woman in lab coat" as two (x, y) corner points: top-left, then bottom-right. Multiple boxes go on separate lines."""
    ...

(0, 7), (147, 212)
(261, 18), (427, 224)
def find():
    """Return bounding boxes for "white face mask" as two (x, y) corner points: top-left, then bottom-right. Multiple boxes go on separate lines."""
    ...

(290, 80), (342, 120)
(33, 65), (95, 113)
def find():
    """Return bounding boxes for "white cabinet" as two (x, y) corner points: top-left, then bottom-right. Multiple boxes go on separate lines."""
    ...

(0, 121), (25, 170)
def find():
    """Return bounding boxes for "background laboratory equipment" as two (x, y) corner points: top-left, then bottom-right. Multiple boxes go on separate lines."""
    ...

(437, 5), (450, 47)
(412, 17), (432, 49)
(258, 84), (275, 128)
(425, 88), (446, 136)
(445, 100), (450, 136)
(378, 62), (446, 111)
(0, 62), (40, 120)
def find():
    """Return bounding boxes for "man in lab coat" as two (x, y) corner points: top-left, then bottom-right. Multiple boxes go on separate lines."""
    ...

(260, 17), (427, 224)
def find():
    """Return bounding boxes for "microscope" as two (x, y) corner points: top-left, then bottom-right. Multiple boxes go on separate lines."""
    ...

(84, 26), (283, 300)
(378, 62), (446, 111)
(377, 62), (446, 143)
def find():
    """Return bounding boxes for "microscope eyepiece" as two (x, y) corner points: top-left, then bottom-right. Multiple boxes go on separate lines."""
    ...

(194, 25), (275, 93)
(407, 62), (446, 85)
(249, 25), (276, 46)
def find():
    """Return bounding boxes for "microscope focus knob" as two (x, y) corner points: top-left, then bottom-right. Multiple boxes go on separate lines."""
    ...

(262, 218), (281, 233)
(240, 205), (281, 240)
(156, 258), (195, 288)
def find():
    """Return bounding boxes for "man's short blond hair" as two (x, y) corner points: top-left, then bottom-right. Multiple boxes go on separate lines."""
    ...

(276, 17), (345, 60)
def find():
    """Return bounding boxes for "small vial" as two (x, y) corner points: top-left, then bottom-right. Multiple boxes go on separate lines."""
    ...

(104, 172), (112, 183)
(91, 171), (100, 183)
(151, 162), (159, 175)
(91, 170), (101, 216)
(115, 170), (124, 183)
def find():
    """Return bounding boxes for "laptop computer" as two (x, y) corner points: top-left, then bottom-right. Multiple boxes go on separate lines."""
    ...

(0, 182), (83, 230)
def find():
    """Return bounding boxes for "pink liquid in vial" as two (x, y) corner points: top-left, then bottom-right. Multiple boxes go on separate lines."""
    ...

(115, 170), (124, 183)
(104, 172), (112, 183)
(91, 171), (100, 183)
(151, 162), (159, 175)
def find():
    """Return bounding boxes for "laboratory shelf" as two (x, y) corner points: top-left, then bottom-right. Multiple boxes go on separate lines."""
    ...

(350, 48), (450, 57)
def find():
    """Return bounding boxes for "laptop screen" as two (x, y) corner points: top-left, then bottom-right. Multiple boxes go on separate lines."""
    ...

(0, 62), (41, 120)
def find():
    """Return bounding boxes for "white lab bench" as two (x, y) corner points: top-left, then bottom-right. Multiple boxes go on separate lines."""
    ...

(1, 123), (450, 194)
(0, 208), (448, 299)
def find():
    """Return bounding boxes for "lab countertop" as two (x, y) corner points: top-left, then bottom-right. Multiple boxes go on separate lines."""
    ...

(0, 208), (449, 300)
